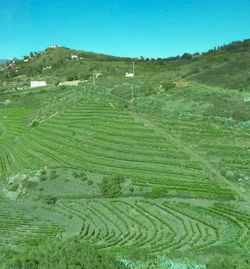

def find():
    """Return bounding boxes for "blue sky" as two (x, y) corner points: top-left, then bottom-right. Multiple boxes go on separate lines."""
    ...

(1, 0), (250, 59)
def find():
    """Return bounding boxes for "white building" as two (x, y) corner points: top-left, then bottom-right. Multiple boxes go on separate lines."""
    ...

(49, 45), (58, 49)
(71, 55), (79, 60)
(125, 72), (134, 78)
(30, 81), (47, 88)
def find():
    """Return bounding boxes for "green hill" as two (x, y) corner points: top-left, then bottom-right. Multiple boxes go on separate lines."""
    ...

(1, 39), (250, 92)
(0, 39), (250, 269)
(187, 39), (250, 91)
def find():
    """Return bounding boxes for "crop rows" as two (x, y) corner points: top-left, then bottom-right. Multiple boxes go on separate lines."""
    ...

(54, 198), (250, 255)
(0, 101), (226, 199)
(157, 117), (250, 187)
(0, 195), (62, 247)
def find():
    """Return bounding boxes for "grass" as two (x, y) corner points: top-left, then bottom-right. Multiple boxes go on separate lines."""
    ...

(0, 41), (250, 268)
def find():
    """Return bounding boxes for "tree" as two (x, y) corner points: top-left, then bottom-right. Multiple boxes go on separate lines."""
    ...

(100, 174), (125, 198)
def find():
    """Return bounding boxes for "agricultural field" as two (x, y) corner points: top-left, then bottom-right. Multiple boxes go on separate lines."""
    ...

(0, 75), (249, 269)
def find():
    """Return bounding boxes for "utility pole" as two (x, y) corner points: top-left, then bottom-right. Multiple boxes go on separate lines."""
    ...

(92, 70), (95, 88)
(131, 61), (135, 101)
(131, 84), (134, 101)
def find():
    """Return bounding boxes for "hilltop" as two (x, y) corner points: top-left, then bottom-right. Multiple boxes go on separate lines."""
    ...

(1, 39), (250, 92)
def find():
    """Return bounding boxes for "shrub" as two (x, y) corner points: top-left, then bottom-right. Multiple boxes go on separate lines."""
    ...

(46, 196), (57, 205)
(30, 120), (39, 128)
(40, 168), (47, 181)
(0, 237), (125, 269)
(48, 169), (58, 180)
(129, 186), (134, 192)
(80, 172), (88, 182)
(87, 180), (93, 185)
(161, 81), (176, 91)
(100, 174), (125, 198)
(148, 186), (168, 198)
(73, 171), (88, 182)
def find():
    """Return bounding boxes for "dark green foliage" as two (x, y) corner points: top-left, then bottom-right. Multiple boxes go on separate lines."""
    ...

(40, 169), (47, 181)
(30, 121), (39, 128)
(100, 174), (125, 198)
(0, 237), (124, 269)
(80, 173), (88, 182)
(46, 196), (57, 205)
(129, 186), (134, 192)
(148, 186), (168, 198)
(73, 171), (88, 182)
(161, 81), (176, 91)
(48, 169), (58, 180)
(181, 53), (192, 60)
(87, 179), (93, 185)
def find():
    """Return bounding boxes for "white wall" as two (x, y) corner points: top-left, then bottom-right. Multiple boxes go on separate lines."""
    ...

(125, 73), (134, 77)
(30, 81), (47, 88)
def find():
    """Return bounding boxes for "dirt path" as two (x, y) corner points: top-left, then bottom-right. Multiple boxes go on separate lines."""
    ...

(132, 112), (248, 202)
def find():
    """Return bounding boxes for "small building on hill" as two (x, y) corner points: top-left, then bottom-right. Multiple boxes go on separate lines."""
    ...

(125, 72), (134, 78)
(71, 55), (79, 60)
(30, 81), (47, 88)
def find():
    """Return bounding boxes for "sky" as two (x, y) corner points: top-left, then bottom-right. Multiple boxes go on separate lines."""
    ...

(1, 0), (250, 59)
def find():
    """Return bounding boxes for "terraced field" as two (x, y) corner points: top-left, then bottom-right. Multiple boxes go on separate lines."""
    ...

(0, 96), (249, 261)
(55, 198), (250, 255)
(0, 190), (62, 248)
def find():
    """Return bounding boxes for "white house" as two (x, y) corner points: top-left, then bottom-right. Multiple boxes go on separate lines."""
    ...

(125, 72), (134, 78)
(30, 81), (47, 88)
(71, 55), (79, 60)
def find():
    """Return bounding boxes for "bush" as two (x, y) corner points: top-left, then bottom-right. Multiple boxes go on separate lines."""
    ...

(40, 168), (47, 181)
(72, 171), (88, 182)
(129, 186), (134, 192)
(46, 196), (57, 205)
(100, 174), (125, 198)
(48, 169), (58, 180)
(30, 121), (39, 128)
(148, 186), (168, 198)
(87, 180), (93, 185)
(161, 81), (176, 91)
(0, 237), (125, 269)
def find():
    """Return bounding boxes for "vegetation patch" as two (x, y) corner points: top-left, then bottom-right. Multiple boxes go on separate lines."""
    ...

(0, 237), (124, 269)
(100, 174), (125, 198)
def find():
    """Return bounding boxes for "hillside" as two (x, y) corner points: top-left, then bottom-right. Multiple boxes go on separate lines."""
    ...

(0, 59), (8, 65)
(1, 39), (250, 92)
(0, 40), (250, 268)
(188, 39), (250, 91)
